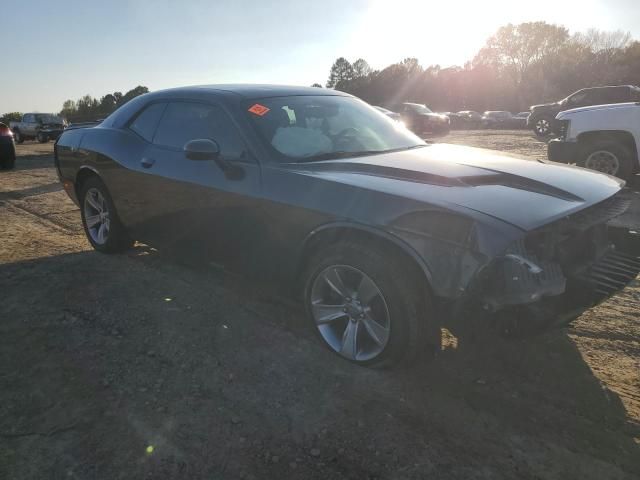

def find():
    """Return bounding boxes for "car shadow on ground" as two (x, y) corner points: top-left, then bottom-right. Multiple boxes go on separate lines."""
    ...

(9, 152), (55, 171)
(1, 247), (639, 479)
(0, 182), (62, 201)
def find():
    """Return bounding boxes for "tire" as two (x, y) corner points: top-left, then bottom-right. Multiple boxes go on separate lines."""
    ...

(0, 146), (16, 170)
(302, 241), (439, 368)
(37, 132), (48, 143)
(532, 116), (553, 137)
(578, 140), (634, 180)
(79, 176), (134, 253)
(13, 130), (24, 144)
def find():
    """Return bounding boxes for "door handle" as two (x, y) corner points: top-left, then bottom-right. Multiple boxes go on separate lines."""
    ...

(141, 157), (155, 169)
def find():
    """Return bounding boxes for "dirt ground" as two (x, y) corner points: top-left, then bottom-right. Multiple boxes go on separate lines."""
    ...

(1, 131), (639, 480)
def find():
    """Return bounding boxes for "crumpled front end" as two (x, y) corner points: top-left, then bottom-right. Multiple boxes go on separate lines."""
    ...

(470, 192), (640, 328)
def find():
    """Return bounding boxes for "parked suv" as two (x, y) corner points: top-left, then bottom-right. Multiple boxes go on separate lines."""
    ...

(387, 102), (450, 136)
(528, 85), (640, 137)
(10, 113), (67, 143)
(547, 102), (640, 180)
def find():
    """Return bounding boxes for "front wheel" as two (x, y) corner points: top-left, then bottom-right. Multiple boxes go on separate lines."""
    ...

(302, 242), (439, 368)
(533, 116), (553, 137)
(578, 140), (634, 180)
(79, 177), (134, 253)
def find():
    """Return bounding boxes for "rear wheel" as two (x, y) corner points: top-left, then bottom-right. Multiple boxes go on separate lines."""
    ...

(578, 140), (633, 180)
(13, 130), (24, 144)
(79, 177), (133, 253)
(0, 146), (16, 170)
(302, 241), (439, 368)
(533, 116), (553, 137)
(36, 132), (48, 143)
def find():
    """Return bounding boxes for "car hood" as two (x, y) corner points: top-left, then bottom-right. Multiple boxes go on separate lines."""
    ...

(530, 102), (560, 111)
(284, 144), (623, 231)
(557, 102), (639, 118)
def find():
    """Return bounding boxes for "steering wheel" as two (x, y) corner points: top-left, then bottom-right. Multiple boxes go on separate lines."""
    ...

(335, 127), (360, 138)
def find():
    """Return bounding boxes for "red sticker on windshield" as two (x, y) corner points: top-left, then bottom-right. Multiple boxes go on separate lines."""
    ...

(248, 104), (270, 116)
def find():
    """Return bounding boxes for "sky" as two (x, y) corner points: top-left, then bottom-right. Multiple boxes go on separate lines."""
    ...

(1, 0), (639, 113)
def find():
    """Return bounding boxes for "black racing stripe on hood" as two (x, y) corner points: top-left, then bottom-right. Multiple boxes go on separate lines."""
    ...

(286, 161), (584, 201)
(460, 173), (584, 202)
(286, 161), (465, 187)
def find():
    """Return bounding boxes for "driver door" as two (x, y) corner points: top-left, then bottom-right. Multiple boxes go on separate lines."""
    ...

(128, 101), (262, 266)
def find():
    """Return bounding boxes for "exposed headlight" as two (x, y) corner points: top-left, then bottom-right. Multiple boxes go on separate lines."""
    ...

(556, 119), (570, 140)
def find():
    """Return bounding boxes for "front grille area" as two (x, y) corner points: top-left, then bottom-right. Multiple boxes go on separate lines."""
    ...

(524, 193), (630, 269)
(481, 192), (636, 309)
(478, 192), (637, 311)
(561, 195), (631, 232)
(576, 250), (640, 298)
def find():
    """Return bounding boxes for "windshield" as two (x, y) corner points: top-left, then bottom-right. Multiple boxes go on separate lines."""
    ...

(405, 103), (433, 114)
(35, 114), (63, 124)
(247, 95), (425, 161)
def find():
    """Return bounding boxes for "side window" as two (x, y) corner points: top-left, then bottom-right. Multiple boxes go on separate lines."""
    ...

(568, 91), (587, 106)
(153, 102), (247, 160)
(129, 103), (166, 142)
(24, 114), (33, 123)
(585, 89), (603, 105)
(601, 87), (626, 104)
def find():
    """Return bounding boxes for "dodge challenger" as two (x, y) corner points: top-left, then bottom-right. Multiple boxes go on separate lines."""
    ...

(54, 85), (640, 367)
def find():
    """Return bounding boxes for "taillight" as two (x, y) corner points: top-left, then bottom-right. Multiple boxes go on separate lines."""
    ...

(0, 126), (13, 137)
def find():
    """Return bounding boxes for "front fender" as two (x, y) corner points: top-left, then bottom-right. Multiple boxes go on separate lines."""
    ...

(301, 221), (435, 286)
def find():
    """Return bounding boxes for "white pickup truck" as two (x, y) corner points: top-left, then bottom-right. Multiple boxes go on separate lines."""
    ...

(547, 102), (639, 181)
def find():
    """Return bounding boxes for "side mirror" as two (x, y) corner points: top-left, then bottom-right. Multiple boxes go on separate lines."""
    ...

(184, 139), (220, 161)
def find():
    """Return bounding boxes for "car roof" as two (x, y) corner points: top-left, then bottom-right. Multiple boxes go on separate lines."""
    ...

(157, 84), (349, 100)
(102, 84), (353, 128)
(578, 85), (637, 92)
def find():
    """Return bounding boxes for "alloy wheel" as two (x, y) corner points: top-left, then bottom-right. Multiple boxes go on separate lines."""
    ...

(83, 187), (111, 245)
(585, 150), (620, 176)
(310, 265), (391, 362)
(535, 119), (550, 135)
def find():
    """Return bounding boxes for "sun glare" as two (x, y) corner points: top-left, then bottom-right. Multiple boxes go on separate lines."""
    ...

(346, 0), (581, 69)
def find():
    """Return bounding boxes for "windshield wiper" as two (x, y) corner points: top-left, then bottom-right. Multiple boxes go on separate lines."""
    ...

(298, 150), (385, 162)
(298, 145), (428, 163)
(403, 144), (429, 150)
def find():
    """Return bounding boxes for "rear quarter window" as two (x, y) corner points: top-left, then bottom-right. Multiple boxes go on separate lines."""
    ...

(129, 103), (167, 142)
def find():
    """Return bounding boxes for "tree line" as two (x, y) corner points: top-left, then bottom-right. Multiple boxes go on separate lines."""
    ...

(3, 22), (638, 125)
(323, 22), (640, 113)
(0, 86), (149, 125)
(59, 86), (149, 122)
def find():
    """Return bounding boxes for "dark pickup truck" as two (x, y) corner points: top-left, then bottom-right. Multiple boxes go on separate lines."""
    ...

(528, 85), (640, 137)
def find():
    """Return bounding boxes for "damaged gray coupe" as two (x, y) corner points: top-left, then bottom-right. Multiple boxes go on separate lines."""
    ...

(55, 85), (640, 367)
